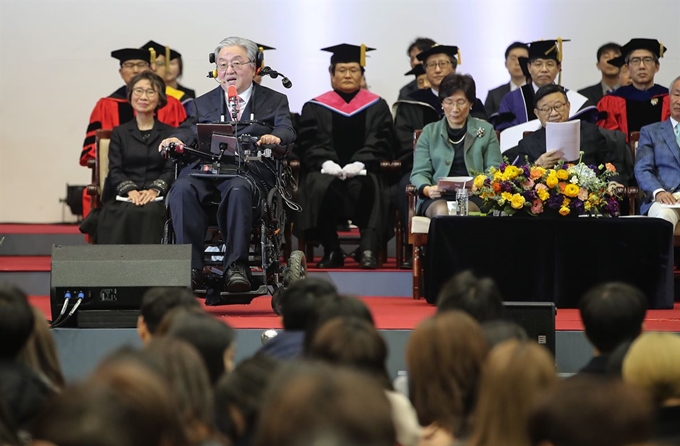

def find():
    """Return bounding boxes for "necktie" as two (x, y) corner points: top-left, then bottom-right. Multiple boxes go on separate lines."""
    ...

(237, 97), (245, 121)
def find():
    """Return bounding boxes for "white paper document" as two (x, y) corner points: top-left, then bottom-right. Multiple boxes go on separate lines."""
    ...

(546, 120), (581, 162)
(116, 195), (163, 202)
(499, 120), (541, 154)
(659, 203), (680, 209)
(437, 176), (473, 192)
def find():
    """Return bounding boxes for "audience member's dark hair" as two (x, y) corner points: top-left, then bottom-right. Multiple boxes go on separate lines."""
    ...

(407, 311), (489, 438)
(143, 338), (216, 446)
(126, 71), (168, 109)
(579, 282), (646, 354)
(140, 287), (200, 334)
(304, 294), (374, 354)
(19, 306), (65, 391)
(533, 84), (568, 108)
(505, 41), (529, 59)
(605, 340), (633, 377)
(437, 270), (504, 322)
(0, 284), (35, 360)
(308, 317), (392, 390)
(34, 361), (188, 446)
(407, 37), (436, 56)
(0, 390), (20, 446)
(253, 362), (396, 446)
(278, 278), (337, 330)
(596, 42), (622, 61)
(438, 73), (477, 104)
(165, 311), (236, 385)
(481, 320), (528, 348)
(214, 354), (280, 443)
(528, 376), (653, 446)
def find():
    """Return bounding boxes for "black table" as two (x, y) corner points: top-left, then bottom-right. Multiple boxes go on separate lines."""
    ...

(425, 216), (674, 309)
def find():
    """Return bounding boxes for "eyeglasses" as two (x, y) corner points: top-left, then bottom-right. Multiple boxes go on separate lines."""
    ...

(537, 102), (567, 114)
(217, 60), (253, 71)
(442, 99), (469, 109)
(122, 61), (150, 70)
(425, 60), (452, 70)
(530, 59), (558, 69)
(132, 88), (158, 97)
(627, 56), (655, 66)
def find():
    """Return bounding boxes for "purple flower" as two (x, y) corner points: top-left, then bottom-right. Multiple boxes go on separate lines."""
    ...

(603, 197), (620, 216)
(547, 193), (563, 210)
(570, 199), (585, 214)
(522, 190), (537, 201)
(499, 162), (508, 172)
(501, 181), (513, 192)
(522, 165), (531, 178)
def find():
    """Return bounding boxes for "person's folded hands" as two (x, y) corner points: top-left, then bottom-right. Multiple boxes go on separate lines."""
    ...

(341, 161), (365, 178)
(322, 160), (344, 178)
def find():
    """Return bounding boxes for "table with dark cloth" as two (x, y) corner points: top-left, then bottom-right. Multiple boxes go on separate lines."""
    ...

(424, 216), (674, 309)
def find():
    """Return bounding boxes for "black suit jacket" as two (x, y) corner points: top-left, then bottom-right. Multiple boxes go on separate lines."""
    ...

(484, 82), (511, 116)
(578, 83), (605, 108)
(173, 82), (295, 147)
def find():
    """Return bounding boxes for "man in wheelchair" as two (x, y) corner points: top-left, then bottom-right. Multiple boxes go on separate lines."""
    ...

(159, 36), (295, 293)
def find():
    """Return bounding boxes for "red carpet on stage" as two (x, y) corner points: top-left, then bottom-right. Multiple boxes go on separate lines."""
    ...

(27, 295), (680, 332)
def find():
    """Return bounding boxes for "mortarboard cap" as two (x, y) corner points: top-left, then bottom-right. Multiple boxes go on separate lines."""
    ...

(111, 48), (152, 65)
(256, 43), (276, 52)
(321, 43), (375, 67)
(405, 65), (426, 77)
(140, 40), (172, 69)
(608, 38), (667, 66)
(416, 44), (461, 65)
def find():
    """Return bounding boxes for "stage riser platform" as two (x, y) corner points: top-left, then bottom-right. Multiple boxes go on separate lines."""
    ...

(52, 328), (598, 384)
(0, 234), (86, 256)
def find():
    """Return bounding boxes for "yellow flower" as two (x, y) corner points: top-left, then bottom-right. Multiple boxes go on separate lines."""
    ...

(564, 183), (580, 198)
(510, 194), (526, 209)
(501, 192), (513, 201)
(502, 165), (521, 180)
(546, 175), (559, 188)
(537, 189), (550, 201)
(562, 197), (571, 207)
(474, 175), (486, 189)
(559, 206), (570, 216)
(498, 198), (506, 206)
(488, 166), (498, 174)
(584, 201), (592, 210)
(493, 171), (503, 182)
(556, 169), (569, 180)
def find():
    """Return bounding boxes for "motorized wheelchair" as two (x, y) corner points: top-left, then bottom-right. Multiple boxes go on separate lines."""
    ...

(161, 126), (306, 313)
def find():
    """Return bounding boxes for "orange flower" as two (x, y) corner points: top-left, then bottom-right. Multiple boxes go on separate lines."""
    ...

(605, 163), (616, 173)
(558, 182), (567, 192)
(530, 167), (546, 180)
(493, 182), (502, 192)
(564, 183), (580, 198)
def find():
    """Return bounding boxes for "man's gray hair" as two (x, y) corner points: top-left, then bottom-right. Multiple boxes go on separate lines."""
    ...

(670, 75), (680, 92)
(213, 37), (257, 64)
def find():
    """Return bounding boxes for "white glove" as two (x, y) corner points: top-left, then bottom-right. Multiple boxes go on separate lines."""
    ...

(321, 160), (343, 178)
(342, 161), (365, 178)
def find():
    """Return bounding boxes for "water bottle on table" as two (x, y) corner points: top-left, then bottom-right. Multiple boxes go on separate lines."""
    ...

(456, 187), (468, 216)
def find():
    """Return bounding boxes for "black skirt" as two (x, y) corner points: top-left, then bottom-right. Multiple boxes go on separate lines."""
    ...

(96, 201), (166, 244)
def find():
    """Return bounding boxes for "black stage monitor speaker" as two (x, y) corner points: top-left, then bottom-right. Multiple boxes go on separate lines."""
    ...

(503, 301), (556, 356)
(50, 244), (192, 328)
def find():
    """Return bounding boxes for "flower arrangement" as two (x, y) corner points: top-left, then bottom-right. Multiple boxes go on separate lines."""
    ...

(472, 158), (621, 217)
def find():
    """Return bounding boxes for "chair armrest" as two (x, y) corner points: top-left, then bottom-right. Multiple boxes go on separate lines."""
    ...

(87, 159), (96, 169)
(406, 184), (418, 244)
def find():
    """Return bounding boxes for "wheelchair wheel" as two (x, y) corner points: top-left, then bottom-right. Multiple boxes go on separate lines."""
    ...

(285, 250), (307, 285)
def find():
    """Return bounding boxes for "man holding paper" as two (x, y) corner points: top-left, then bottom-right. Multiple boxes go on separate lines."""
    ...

(516, 85), (622, 179)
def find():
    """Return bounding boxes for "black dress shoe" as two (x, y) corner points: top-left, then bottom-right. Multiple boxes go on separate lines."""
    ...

(400, 249), (413, 269)
(316, 250), (344, 268)
(359, 250), (377, 269)
(226, 263), (251, 293)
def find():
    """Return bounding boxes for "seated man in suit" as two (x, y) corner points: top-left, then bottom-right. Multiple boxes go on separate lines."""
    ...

(516, 85), (626, 184)
(295, 43), (395, 269)
(597, 38), (671, 140)
(578, 42), (622, 106)
(160, 36), (295, 295)
(495, 39), (596, 131)
(484, 41), (529, 117)
(397, 37), (435, 100)
(634, 76), (680, 229)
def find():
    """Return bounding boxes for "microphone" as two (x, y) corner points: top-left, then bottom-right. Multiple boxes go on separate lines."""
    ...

(259, 66), (293, 89)
(227, 85), (239, 121)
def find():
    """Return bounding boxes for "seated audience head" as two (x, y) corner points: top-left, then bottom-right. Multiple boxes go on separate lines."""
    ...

(467, 340), (557, 446)
(612, 38), (666, 90)
(308, 317), (391, 389)
(534, 84), (570, 126)
(213, 36), (258, 94)
(438, 73), (477, 129)
(19, 306), (64, 391)
(322, 43), (374, 94)
(437, 270), (504, 322)
(416, 44), (459, 91)
(579, 282), (647, 355)
(143, 337), (215, 445)
(406, 311), (488, 439)
(126, 71), (168, 113)
(405, 64), (430, 90)
(277, 277), (338, 330)
(670, 75), (680, 121)
(604, 339), (634, 377)
(165, 47), (183, 85)
(34, 359), (188, 446)
(137, 287), (200, 343)
(504, 42), (530, 79)
(214, 354), (280, 444)
(163, 310), (237, 384)
(622, 332), (680, 406)
(522, 39), (564, 87)
(140, 40), (171, 79)
(595, 42), (622, 78)
(0, 284), (35, 360)
(528, 376), (653, 446)
(0, 390), (20, 446)
(618, 63), (632, 87)
(407, 37), (436, 68)
(111, 47), (152, 84)
(481, 320), (528, 347)
(253, 362), (396, 446)
(304, 294), (374, 354)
